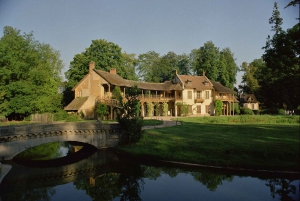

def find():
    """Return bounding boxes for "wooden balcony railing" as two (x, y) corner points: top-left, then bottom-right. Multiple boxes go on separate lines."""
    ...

(215, 95), (235, 101)
(194, 98), (205, 103)
(138, 94), (178, 102)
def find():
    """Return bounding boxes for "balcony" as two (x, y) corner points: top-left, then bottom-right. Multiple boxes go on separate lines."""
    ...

(194, 98), (204, 103)
(138, 94), (176, 102)
(215, 95), (234, 101)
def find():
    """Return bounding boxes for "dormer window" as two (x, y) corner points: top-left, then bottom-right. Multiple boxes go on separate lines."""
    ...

(203, 80), (209, 86)
(186, 79), (191, 84)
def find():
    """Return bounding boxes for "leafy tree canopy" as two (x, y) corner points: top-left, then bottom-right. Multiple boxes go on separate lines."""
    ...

(65, 39), (126, 86)
(192, 41), (238, 88)
(238, 60), (263, 94)
(63, 39), (139, 106)
(260, 3), (300, 109)
(0, 26), (63, 120)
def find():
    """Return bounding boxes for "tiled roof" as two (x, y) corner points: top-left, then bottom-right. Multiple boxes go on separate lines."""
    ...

(94, 69), (129, 86)
(64, 97), (88, 111)
(94, 69), (183, 91)
(177, 75), (213, 90)
(211, 81), (236, 94)
(241, 94), (259, 103)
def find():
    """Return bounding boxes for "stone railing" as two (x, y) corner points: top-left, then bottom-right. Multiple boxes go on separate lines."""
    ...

(0, 122), (125, 161)
(0, 122), (121, 141)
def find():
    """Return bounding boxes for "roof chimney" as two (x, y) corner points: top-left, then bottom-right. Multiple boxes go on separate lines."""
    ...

(203, 71), (205, 77)
(89, 61), (95, 74)
(110, 68), (116, 74)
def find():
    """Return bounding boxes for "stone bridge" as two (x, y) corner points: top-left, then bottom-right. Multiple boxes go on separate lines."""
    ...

(0, 122), (125, 161)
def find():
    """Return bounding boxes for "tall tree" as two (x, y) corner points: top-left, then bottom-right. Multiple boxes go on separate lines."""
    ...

(238, 61), (260, 94)
(192, 42), (237, 88)
(64, 39), (132, 105)
(219, 48), (238, 88)
(122, 52), (138, 81)
(156, 51), (178, 82)
(260, 4), (300, 109)
(65, 39), (126, 85)
(177, 53), (192, 75)
(269, 2), (283, 34)
(0, 26), (63, 120)
(193, 41), (219, 81)
(137, 51), (160, 82)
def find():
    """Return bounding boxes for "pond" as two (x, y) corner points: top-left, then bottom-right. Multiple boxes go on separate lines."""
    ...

(0, 143), (299, 201)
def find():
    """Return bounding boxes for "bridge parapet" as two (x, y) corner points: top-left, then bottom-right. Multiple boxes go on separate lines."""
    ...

(0, 122), (125, 161)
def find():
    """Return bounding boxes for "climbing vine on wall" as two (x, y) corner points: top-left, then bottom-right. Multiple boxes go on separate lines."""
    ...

(214, 100), (223, 116)
(162, 102), (168, 116)
(176, 102), (189, 116)
(154, 103), (160, 116)
(146, 102), (154, 117)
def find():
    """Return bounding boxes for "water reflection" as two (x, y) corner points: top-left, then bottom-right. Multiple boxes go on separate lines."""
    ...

(13, 141), (96, 167)
(1, 149), (299, 201)
(265, 179), (298, 201)
(14, 141), (86, 161)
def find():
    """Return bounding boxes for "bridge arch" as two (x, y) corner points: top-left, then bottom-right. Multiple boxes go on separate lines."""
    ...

(0, 122), (124, 161)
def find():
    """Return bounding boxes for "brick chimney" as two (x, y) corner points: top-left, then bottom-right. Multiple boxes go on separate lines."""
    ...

(110, 68), (116, 74)
(203, 71), (205, 77)
(89, 61), (95, 74)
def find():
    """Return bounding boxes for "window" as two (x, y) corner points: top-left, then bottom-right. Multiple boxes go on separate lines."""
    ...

(197, 105), (201, 114)
(188, 105), (192, 114)
(205, 105), (210, 114)
(188, 91), (192, 99)
(205, 91), (210, 99)
(197, 91), (202, 99)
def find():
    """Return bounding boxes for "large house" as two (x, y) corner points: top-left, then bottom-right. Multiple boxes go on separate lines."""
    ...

(64, 62), (238, 119)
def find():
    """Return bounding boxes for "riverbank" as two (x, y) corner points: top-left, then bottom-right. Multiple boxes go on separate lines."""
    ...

(116, 116), (299, 172)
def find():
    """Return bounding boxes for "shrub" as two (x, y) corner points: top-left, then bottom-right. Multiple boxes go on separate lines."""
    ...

(112, 86), (122, 101)
(214, 100), (223, 116)
(253, 110), (260, 115)
(260, 109), (279, 115)
(65, 113), (82, 122)
(240, 108), (254, 115)
(96, 103), (108, 120)
(118, 116), (143, 144)
(118, 85), (144, 144)
(278, 109), (285, 115)
(54, 110), (69, 121)
(233, 103), (240, 115)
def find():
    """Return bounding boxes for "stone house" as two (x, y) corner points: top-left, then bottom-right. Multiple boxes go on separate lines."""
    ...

(64, 62), (238, 119)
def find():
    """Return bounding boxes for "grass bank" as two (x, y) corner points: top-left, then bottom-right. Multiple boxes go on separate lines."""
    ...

(116, 116), (299, 171)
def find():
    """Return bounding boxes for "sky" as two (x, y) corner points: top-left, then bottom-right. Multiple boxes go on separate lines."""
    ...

(0, 0), (298, 87)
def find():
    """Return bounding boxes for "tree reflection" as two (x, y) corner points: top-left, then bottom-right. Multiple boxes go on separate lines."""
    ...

(118, 164), (145, 201)
(191, 171), (233, 191)
(74, 173), (121, 201)
(265, 178), (297, 201)
(74, 161), (145, 201)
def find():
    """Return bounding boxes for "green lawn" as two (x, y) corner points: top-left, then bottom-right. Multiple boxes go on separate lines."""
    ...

(116, 116), (299, 171)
